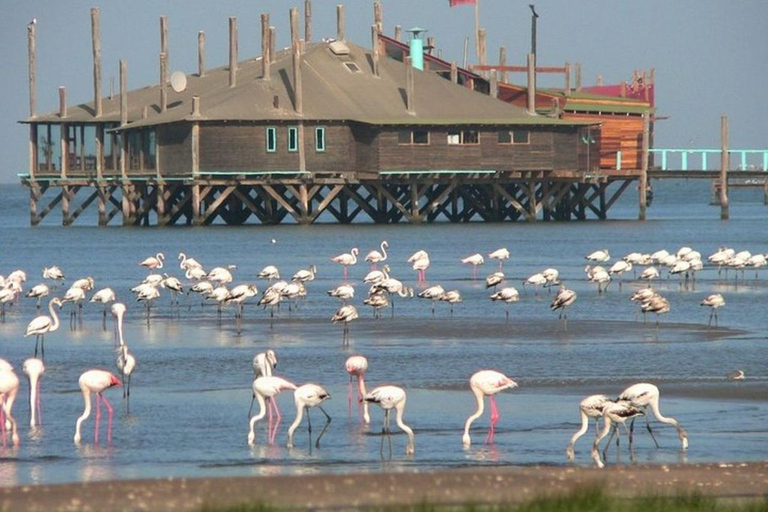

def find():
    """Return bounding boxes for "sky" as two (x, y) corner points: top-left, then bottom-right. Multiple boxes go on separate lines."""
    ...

(1, 0), (766, 183)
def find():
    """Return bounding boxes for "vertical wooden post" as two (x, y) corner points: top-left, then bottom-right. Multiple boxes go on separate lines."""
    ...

(427, 36), (435, 56)
(192, 184), (201, 225)
(489, 70), (497, 98)
(575, 63), (582, 91)
(526, 53), (536, 115)
(474, 0), (480, 63)
(305, 0), (312, 42)
(261, 14), (271, 80)
(160, 52), (168, 112)
(60, 122), (68, 180)
(120, 60), (128, 181)
(450, 62), (458, 84)
(198, 31), (205, 76)
(291, 8), (302, 115)
(374, 2), (382, 34)
(29, 124), (37, 180)
(28, 23), (36, 117)
(96, 125), (104, 180)
(564, 62), (571, 96)
(405, 57), (414, 114)
(394, 25), (402, 42)
(229, 17), (238, 88)
(59, 86), (67, 119)
(478, 28), (487, 75)
(720, 115), (730, 220)
(160, 16), (169, 58)
(499, 46), (507, 83)
(336, 4), (345, 41)
(91, 8), (102, 117)
(269, 27), (276, 65)
(462, 37), (469, 69)
(299, 184), (309, 224)
(371, 25), (380, 77)
(639, 112), (649, 220)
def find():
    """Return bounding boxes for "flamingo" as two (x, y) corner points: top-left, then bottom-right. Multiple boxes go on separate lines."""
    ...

(42, 266), (65, 283)
(488, 248), (510, 269)
(408, 250), (430, 283)
(551, 285), (577, 326)
(247, 376), (297, 445)
(585, 265), (611, 293)
(178, 252), (203, 271)
(489, 286), (520, 322)
(140, 253), (165, 271)
(90, 287), (116, 329)
(591, 400), (645, 468)
(0, 368), (20, 447)
(641, 295), (670, 325)
(363, 264), (390, 285)
(73, 369), (121, 444)
(0, 285), (19, 320)
(292, 265), (317, 283)
(565, 394), (613, 461)
(62, 285), (87, 327)
(25, 283), (50, 310)
(417, 284), (444, 315)
(331, 248), (359, 280)
(365, 386), (415, 455)
(161, 275), (184, 305)
(370, 278), (412, 318)
(227, 284), (259, 320)
(363, 291), (389, 319)
(332, 305), (358, 344)
(345, 355), (370, 424)
(485, 272), (504, 290)
(608, 261), (632, 290)
(185, 266), (207, 281)
(701, 293), (725, 327)
(523, 272), (547, 295)
(207, 266), (236, 285)
(253, 350), (278, 378)
(541, 268), (561, 291)
(257, 265), (280, 281)
(617, 382), (688, 451)
(258, 288), (282, 322)
(640, 267), (660, 281)
(24, 297), (63, 360)
(727, 370), (745, 381)
(22, 358), (45, 428)
(112, 303), (136, 412)
(365, 241), (389, 269)
(439, 290), (462, 315)
(136, 284), (160, 321)
(286, 383), (332, 449)
(585, 249), (610, 263)
(462, 370), (518, 448)
(71, 276), (95, 291)
(461, 253), (485, 279)
(327, 284), (355, 304)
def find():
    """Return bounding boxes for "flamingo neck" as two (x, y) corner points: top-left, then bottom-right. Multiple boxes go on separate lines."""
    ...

(287, 400), (305, 445)
(74, 389), (92, 442)
(117, 311), (126, 347)
(463, 388), (485, 444)
(394, 402), (414, 454)
(380, 242), (388, 261)
(566, 410), (590, 458)
(248, 393), (268, 444)
(48, 300), (60, 332)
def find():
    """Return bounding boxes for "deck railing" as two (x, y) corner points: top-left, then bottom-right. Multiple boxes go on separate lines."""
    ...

(648, 149), (768, 171)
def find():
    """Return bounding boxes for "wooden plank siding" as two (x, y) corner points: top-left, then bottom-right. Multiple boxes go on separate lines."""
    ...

(158, 124), (192, 176)
(562, 113), (643, 170)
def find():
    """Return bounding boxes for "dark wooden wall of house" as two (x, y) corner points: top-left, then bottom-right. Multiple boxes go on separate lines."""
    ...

(564, 113), (644, 170)
(158, 124), (192, 176)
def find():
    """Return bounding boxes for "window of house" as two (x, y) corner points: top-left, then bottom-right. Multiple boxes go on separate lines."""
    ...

(288, 126), (298, 152)
(315, 127), (326, 152)
(447, 130), (479, 145)
(397, 130), (430, 145)
(266, 126), (277, 153)
(498, 129), (530, 144)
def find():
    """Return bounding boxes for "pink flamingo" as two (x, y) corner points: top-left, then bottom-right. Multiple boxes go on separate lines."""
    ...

(462, 370), (518, 448)
(331, 248), (359, 280)
(73, 369), (122, 444)
(345, 355), (370, 424)
(0, 368), (20, 447)
(408, 250), (430, 284)
(364, 385), (415, 456)
(286, 383), (332, 449)
(139, 252), (165, 272)
(22, 358), (45, 427)
(24, 297), (63, 360)
(365, 241), (389, 270)
(248, 376), (297, 445)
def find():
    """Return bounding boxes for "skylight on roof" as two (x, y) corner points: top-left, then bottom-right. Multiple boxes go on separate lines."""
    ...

(344, 62), (362, 74)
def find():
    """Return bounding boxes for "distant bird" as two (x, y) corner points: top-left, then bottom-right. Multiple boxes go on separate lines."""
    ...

(408, 250), (430, 284)
(0, 368), (20, 447)
(370, 278), (413, 318)
(25, 283), (50, 310)
(345, 355), (370, 424)
(42, 266), (65, 283)
(22, 358), (45, 428)
(490, 286), (520, 322)
(650, 249), (670, 264)
(207, 266), (236, 285)
(62, 286), (87, 325)
(331, 248), (359, 279)
(161, 275), (184, 305)
(227, 284), (259, 319)
(136, 284), (161, 320)
(292, 265), (317, 283)
(616, 382), (688, 451)
(365, 385), (415, 455)
(140, 253), (165, 271)
(641, 295), (670, 325)
(462, 370), (518, 448)
(332, 305), (358, 344)
(541, 268), (561, 290)
(640, 267), (660, 281)
(461, 253), (484, 279)
(178, 252), (203, 271)
(71, 276), (95, 291)
(551, 285), (577, 324)
(585, 265), (611, 294)
(363, 265), (390, 285)
(258, 265), (280, 281)
(417, 284), (444, 315)
(247, 376), (297, 445)
(727, 370), (744, 381)
(590, 400), (645, 468)
(485, 272), (504, 290)
(608, 261), (632, 290)
(365, 241), (389, 269)
(253, 349), (278, 378)
(258, 288), (282, 321)
(90, 287), (116, 329)
(363, 292), (389, 319)
(185, 267), (207, 281)
(585, 249), (610, 263)
(24, 297), (63, 360)
(566, 394), (613, 461)
(327, 284), (355, 304)
(523, 272), (547, 295)
(439, 290), (462, 315)
(286, 383), (332, 449)
(73, 369), (121, 444)
(700, 293), (725, 327)
(488, 248), (510, 269)
(29, 18), (37, 26)
(112, 304), (136, 412)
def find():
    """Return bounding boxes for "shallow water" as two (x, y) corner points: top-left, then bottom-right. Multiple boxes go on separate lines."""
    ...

(0, 181), (766, 486)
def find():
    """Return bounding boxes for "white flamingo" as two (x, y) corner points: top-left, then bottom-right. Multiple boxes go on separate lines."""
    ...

(24, 297), (63, 360)
(462, 370), (518, 448)
(286, 383), (332, 449)
(408, 250), (430, 284)
(488, 248), (510, 269)
(257, 265), (280, 281)
(365, 241), (389, 269)
(461, 253), (485, 279)
(417, 284), (444, 315)
(247, 376), (297, 445)
(701, 293), (725, 326)
(73, 369), (122, 444)
(292, 265), (317, 283)
(345, 355), (370, 424)
(590, 400), (645, 468)
(365, 385), (415, 455)
(327, 284), (355, 304)
(489, 286), (520, 322)
(25, 283), (50, 310)
(332, 305), (358, 344)
(566, 394), (613, 461)
(331, 248), (359, 280)
(140, 253), (165, 271)
(585, 249), (610, 263)
(22, 358), (45, 428)
(616, 382), (688, 451)
(0, 368), (20, 447)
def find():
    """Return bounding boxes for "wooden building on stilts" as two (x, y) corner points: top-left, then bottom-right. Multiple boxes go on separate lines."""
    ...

(19, 5), (641, 227)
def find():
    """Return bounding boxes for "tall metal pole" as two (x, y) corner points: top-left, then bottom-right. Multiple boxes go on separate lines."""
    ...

(529, 5), (539, 58)
(720, 115), (730, 220)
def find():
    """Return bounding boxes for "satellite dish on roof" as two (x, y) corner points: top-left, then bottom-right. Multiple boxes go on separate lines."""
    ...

(170, 71), (187, 93)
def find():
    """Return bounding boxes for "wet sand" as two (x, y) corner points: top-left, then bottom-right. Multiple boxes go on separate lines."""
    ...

(2, 462), (766, 511)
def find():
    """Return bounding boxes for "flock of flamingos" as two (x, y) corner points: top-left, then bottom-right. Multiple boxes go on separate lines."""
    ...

(0, 241), (758, 467)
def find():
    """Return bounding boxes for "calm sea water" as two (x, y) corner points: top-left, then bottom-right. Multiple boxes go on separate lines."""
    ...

(0, 180), (766, 486)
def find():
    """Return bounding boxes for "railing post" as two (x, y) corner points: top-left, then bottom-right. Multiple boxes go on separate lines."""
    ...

(763, 151), (768, 171)
(681, 151), (688, 171)
(740, 150), (747, 170)
(661, 150), (667, 171)
(616, 151), (621, 170)
(702, 152), (707, 171)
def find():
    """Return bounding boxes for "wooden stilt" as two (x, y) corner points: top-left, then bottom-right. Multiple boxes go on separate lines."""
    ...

(720, 115), (729, 220)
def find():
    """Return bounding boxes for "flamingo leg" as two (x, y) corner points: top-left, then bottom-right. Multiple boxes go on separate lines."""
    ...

(315, 406), (332, 448)
(126, 374), (131, 415)
(94, 393), (102, 444)
(0, 405), (6, 447)
(36, 380), (43, 426)
(485, 396), (500, 444)
(267, 397), (273, 442)
(103, 395), (114, 444)
(347, 377), (353, 417)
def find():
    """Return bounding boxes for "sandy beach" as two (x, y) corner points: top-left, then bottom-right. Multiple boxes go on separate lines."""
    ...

(1, 462), (766, 511)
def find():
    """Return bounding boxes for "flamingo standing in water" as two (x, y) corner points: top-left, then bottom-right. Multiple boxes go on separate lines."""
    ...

(286, 383), (332, 449)
(248, 376), (297, 445)
(24, 297), (63, 360)
(565, 394), (613, 461)
(22, 358), (45, 428)
(332, 305), (358, 344)
(345, 355), (370, 424)
(408, 250), (430, 284)
(488, 248), (510, 269)
(73, 369), (122, 444)
(331, 248), (359, 280)
(140, 253), (165, 272)
(90, 287), (116, 330)
(112, 303), (137, 413)
(365, 385), (415, 456)
(327, 284), (355, 304)
(461, 253), (485, 279)
(489, 286), (520, 322)
(462, 370), (518, 448)
(0, 367), (20, 447)
(591, 400), (645, 468)
(365, 241), (389, 270)
(551, 285), (577, 330)
(25, 283), (50, 310)
(701, 293), (725, 327)
(616, 382), (688, 451)
(417, 284), (444, 315)
(249, 350), (278, 418)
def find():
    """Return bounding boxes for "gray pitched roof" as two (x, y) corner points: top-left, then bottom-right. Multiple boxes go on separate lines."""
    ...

(24, 40), (594, 129)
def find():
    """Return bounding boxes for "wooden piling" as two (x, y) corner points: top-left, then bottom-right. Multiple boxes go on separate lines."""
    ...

(303, 0), (312, 42)
(371, 25), (380, 77)
(91, 8), (102, 117)
(291, 8), (302, 115)
(269, 27), (276, 66)
(450, 61), (458, 84)
(198, 31), (205, 76)
(575, 63), (582, 91)
(28, 23), (36, 117)
(405, 57), (414, 114)
(499, 46), (507, 83)
(478, 28), (487, 75)
(639, 112), (649, 220)
(59, 86), (67, 119)
(394, 25), (402, 42)
(564, 62), (571, 96)
(160, 16), (169, 71)
(120, 60), (128, 126)
(720, 115), (730, 219)
(526, 53), (536, 115)
(427, 36), (435, 56)
(337, 5), (345, 41)
(261, 14), (270, 80)
(490, 70), (497, 98)
(160, 52), (168, 112)
(374, 2), (382, 34)
(229, 17), (238, 88)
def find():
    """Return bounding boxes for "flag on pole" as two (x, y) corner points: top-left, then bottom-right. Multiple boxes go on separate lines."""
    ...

(449, 0), (476, 6)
